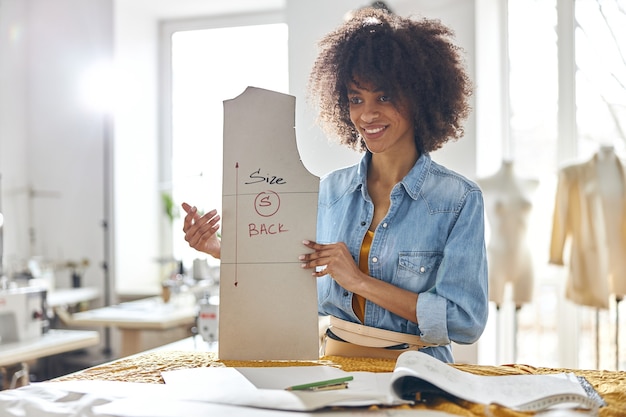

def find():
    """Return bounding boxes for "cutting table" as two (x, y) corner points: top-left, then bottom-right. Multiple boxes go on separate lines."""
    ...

(64, 296), (197, 357)
(0, 329), (99, 368)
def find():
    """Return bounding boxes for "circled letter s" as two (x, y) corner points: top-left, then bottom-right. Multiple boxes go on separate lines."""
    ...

(254, 190), (280, 217)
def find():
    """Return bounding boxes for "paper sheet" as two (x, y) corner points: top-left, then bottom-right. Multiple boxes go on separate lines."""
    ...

(219, 87), (320, 360)
(0, 380), (456, 417)
(161, 365), (405, 411)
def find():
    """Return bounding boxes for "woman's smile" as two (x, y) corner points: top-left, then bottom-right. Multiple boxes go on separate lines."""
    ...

(361, 124), (387, 139)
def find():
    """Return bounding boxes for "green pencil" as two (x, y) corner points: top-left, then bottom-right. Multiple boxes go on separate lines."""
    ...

(285, 375), (354, 391)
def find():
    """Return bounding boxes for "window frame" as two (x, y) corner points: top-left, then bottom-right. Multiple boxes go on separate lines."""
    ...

(157, 10), (287, 263)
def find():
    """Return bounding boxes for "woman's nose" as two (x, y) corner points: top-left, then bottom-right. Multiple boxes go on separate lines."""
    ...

(360, 107), (380, 123)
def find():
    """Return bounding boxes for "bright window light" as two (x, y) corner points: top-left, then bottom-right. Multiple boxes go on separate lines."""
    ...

(79, 61), (115, 113)
(169, 23), (289, 267)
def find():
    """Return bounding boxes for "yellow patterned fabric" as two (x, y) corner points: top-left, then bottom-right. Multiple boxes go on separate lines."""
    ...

(53, 351), (626, 416)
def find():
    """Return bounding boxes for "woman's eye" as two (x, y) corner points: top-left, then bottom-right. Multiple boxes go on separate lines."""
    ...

(379, 95), (391, 102)
(348, 96), (362, 105)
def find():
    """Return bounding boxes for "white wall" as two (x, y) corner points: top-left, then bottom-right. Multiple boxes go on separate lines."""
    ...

(0, 0), (111, 299)
(0, 0), (29, 264)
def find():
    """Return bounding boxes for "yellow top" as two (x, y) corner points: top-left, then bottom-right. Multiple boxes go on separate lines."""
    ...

(353, 230), (374, 322)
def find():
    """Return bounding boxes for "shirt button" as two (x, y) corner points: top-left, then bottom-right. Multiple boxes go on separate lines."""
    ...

(382, 222), (388, 228)
(372, 257), (378, 263)
(343, 291), (349, 297)
(420, 266), (426, 273)
(360, 221), (366, 226)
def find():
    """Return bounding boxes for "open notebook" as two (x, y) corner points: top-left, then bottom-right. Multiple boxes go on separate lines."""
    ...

(161, 351), (604, 413)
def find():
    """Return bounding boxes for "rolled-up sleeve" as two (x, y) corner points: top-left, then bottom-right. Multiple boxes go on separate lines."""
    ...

(417, 189), (489, 345)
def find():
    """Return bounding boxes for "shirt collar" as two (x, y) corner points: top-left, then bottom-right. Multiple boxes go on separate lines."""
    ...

(355, 151), (430, 200)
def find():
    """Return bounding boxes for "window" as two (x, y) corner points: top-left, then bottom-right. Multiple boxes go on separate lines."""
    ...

(507, 0), (626, 369)
(572, 0), (626, 370)
(506, 0), (561, 368)
(575, 0), (626, 156)
(160, 15), (288, 272)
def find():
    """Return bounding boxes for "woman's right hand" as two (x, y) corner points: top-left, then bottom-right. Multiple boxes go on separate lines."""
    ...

(181, 202), (221, 259)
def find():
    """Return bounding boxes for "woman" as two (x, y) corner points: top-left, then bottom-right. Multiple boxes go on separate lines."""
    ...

(183, 7), (488, 362)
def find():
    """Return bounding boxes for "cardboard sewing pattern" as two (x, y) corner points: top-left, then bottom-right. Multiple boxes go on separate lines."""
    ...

(219, 87), (320, 360)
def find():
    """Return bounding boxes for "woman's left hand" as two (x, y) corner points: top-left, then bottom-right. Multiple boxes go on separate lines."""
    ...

(301, 240), (419, 324)
(300, 240), (364, 292)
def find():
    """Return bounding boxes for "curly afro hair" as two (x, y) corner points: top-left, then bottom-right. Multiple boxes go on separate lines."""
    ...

(307, 7), (472, 153)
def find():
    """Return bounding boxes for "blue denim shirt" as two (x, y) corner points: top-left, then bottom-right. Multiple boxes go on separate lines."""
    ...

(316, 152), (488, 362)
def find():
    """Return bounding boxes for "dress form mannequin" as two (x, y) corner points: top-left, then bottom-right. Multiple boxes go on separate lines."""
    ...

(478, 160), (539, 309)
(595, 145), (626, 298)
(550, 144), (626, 369)
(594, 145), (625, 370)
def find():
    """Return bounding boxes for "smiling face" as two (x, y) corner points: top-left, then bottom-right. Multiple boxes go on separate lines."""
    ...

(346, 78), (415, 156)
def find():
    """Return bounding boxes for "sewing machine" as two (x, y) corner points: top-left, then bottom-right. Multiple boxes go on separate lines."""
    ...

(196, 292), (218, 344)
(0, 286), (47, 344)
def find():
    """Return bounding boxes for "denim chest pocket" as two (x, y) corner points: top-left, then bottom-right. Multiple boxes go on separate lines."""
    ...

(394, 252), (442, 293)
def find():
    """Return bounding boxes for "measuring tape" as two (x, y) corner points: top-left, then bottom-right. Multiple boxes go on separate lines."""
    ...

(492, 393), (601, 413)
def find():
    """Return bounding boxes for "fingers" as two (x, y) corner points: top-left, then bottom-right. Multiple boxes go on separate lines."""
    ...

(181, 204), (218, 232)
(181, 203), (220, 251)
(197, 209), (220, 227)
(182, 205), (198, 233)
(186, 226), (218, 252)
(300, 241), (357, 283)
(185, 213), (219, 241)
(181, 202), (193, 214)
(302, 239), (323, 250)
(300, 240), (319, 263)
(300, 240), (333, 270)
